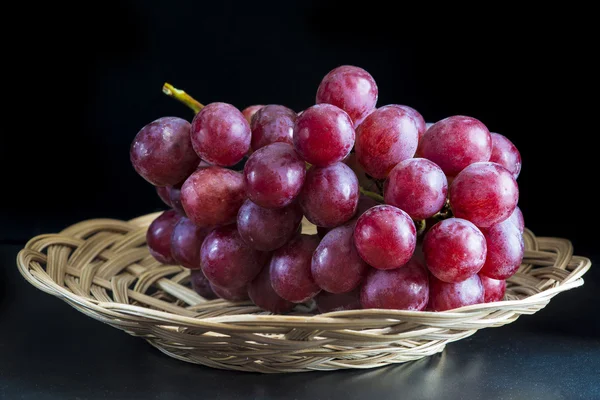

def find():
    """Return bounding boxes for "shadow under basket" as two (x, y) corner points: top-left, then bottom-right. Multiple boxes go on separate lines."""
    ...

(16, 212), (591, 373)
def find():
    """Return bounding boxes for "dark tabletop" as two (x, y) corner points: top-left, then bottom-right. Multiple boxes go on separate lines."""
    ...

(1, 244), (599, 400)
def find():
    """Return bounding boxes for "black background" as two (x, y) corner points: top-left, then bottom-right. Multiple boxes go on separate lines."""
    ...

(2, 1), (595, 257)
(1, 2), (598, 399)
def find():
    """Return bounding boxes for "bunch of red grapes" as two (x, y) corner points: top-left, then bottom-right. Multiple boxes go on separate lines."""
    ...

(131, 65), (524, 314)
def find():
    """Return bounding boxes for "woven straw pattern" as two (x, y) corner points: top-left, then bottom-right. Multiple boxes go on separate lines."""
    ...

(16, 212), (591, 373)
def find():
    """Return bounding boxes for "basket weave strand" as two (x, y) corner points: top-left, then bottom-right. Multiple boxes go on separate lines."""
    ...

(16, 212), (591, 373)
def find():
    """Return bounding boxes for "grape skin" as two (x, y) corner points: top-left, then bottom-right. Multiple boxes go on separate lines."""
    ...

(293, 104), (355, 167)
(146, 210), (181, 264)
(428, 274), (484, 311)
(490, 132), (522, 178)
(384, 158), (448, 220)
(237, 199), (303, 251)
(167, 185), (186, 216)
(479, 274), (506, 303)
(200, 225), (267, 289)
(479, 219), (524, 280)
(242, 105), (264, 124)
(354, 205), (416, 270)
(190, 269), (218, 300)
(270, 235), (321, 303)
(210, 283), (250, 301)
(170, 217), (211, 269)
(420, 116), (492, 177)
(299, 163), (359, 228)
(181, 166), (246, 227)
(130, 117), (199, 186)
(316, 65), (378, 124)
(190, 102), (251, 166)
(311, 224), (369, 293)
(316, 289), (361, 313)
(156, 186), (172, 207)
(391, 105), (427, 142)
(360, 257), (429, 310)
(344, 152), (381, 195)
(355, 105), (419, 179)
(449, 162), (519, 228)
(354, 195), (380, 220)
(248, 266), (295, 313)
(423, 218), (487, 283)
(507, 206), (525, 234)
(244, 143), (306, 209)
(250, 105), (297, 151)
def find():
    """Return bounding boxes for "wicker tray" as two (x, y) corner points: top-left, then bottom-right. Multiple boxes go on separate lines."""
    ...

(16, 212), (591, 373)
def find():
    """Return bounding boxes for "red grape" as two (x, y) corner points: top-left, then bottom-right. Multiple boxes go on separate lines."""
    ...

(316, 65), (378, 124)
(420, 116), (492, 177)
(242, 104), (264, 124)
(384, 158), (448, 220)
(210, 283), (249, 301)
(391, 105), (427, 142)
(490, 132), (521, 178)
(316, 289), (361, 313)
(270, 234), (321, 303)
(354, 205), (416, 270)
(170, 217), (211, 269)
(299, 163), (359, 228)
(344, 152), (381, 195)
(156, 186), (172, 207)
(146, 210), (181, 264)
(250, 105), (297, 151)
(507, 206), (525, 234)
(423, 218), (487, 283)
(353, 109), (374, 129)
(248, 266), (295, 313)
(190, 102), (251, 166)
(479, 219), (524, 280)
(167, 185), (186, 216)
(237, 199), (303, 251)
(130, 117), (199, 186)
(200, 225), (267, 289)
(449, 162), (519, 228)
(293, 104), (355, 167)
(244, 142), (306, 209)
(181, 167), (246, 227)
(355, 105), (419, 179)
(479, 274), (506, 303)
(360, 257), (429, 310)
(190, 269), (218, 300)
(311, 224), (369, 293)
(429, 274), (484, 311)
(354, 195), (380, 219)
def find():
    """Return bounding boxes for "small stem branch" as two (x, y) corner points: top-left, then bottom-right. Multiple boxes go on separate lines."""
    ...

(365, 173), (384, 194)
(162, 83), (204, 114)
(359, 186), (384, 203)
(432, 198), (453, 220)
(415, 219), (427, 236)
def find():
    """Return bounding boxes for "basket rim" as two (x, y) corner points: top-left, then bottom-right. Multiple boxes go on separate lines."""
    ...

(15, 213), (592, 325)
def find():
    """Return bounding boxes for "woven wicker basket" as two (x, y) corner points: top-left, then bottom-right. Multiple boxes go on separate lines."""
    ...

(16, 212), (591, 373)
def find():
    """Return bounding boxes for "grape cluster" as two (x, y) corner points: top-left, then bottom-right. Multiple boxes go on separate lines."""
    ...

(131, 65), (524, 313)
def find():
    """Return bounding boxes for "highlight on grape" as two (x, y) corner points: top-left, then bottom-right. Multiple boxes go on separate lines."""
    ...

(131, 65), (523, 313)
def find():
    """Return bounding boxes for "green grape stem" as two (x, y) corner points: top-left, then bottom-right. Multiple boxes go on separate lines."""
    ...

(432, 198), (453, 220)
(162, 83), (204, 114)
(415, 219), (427, 236)
(359, 186), (384, 203)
